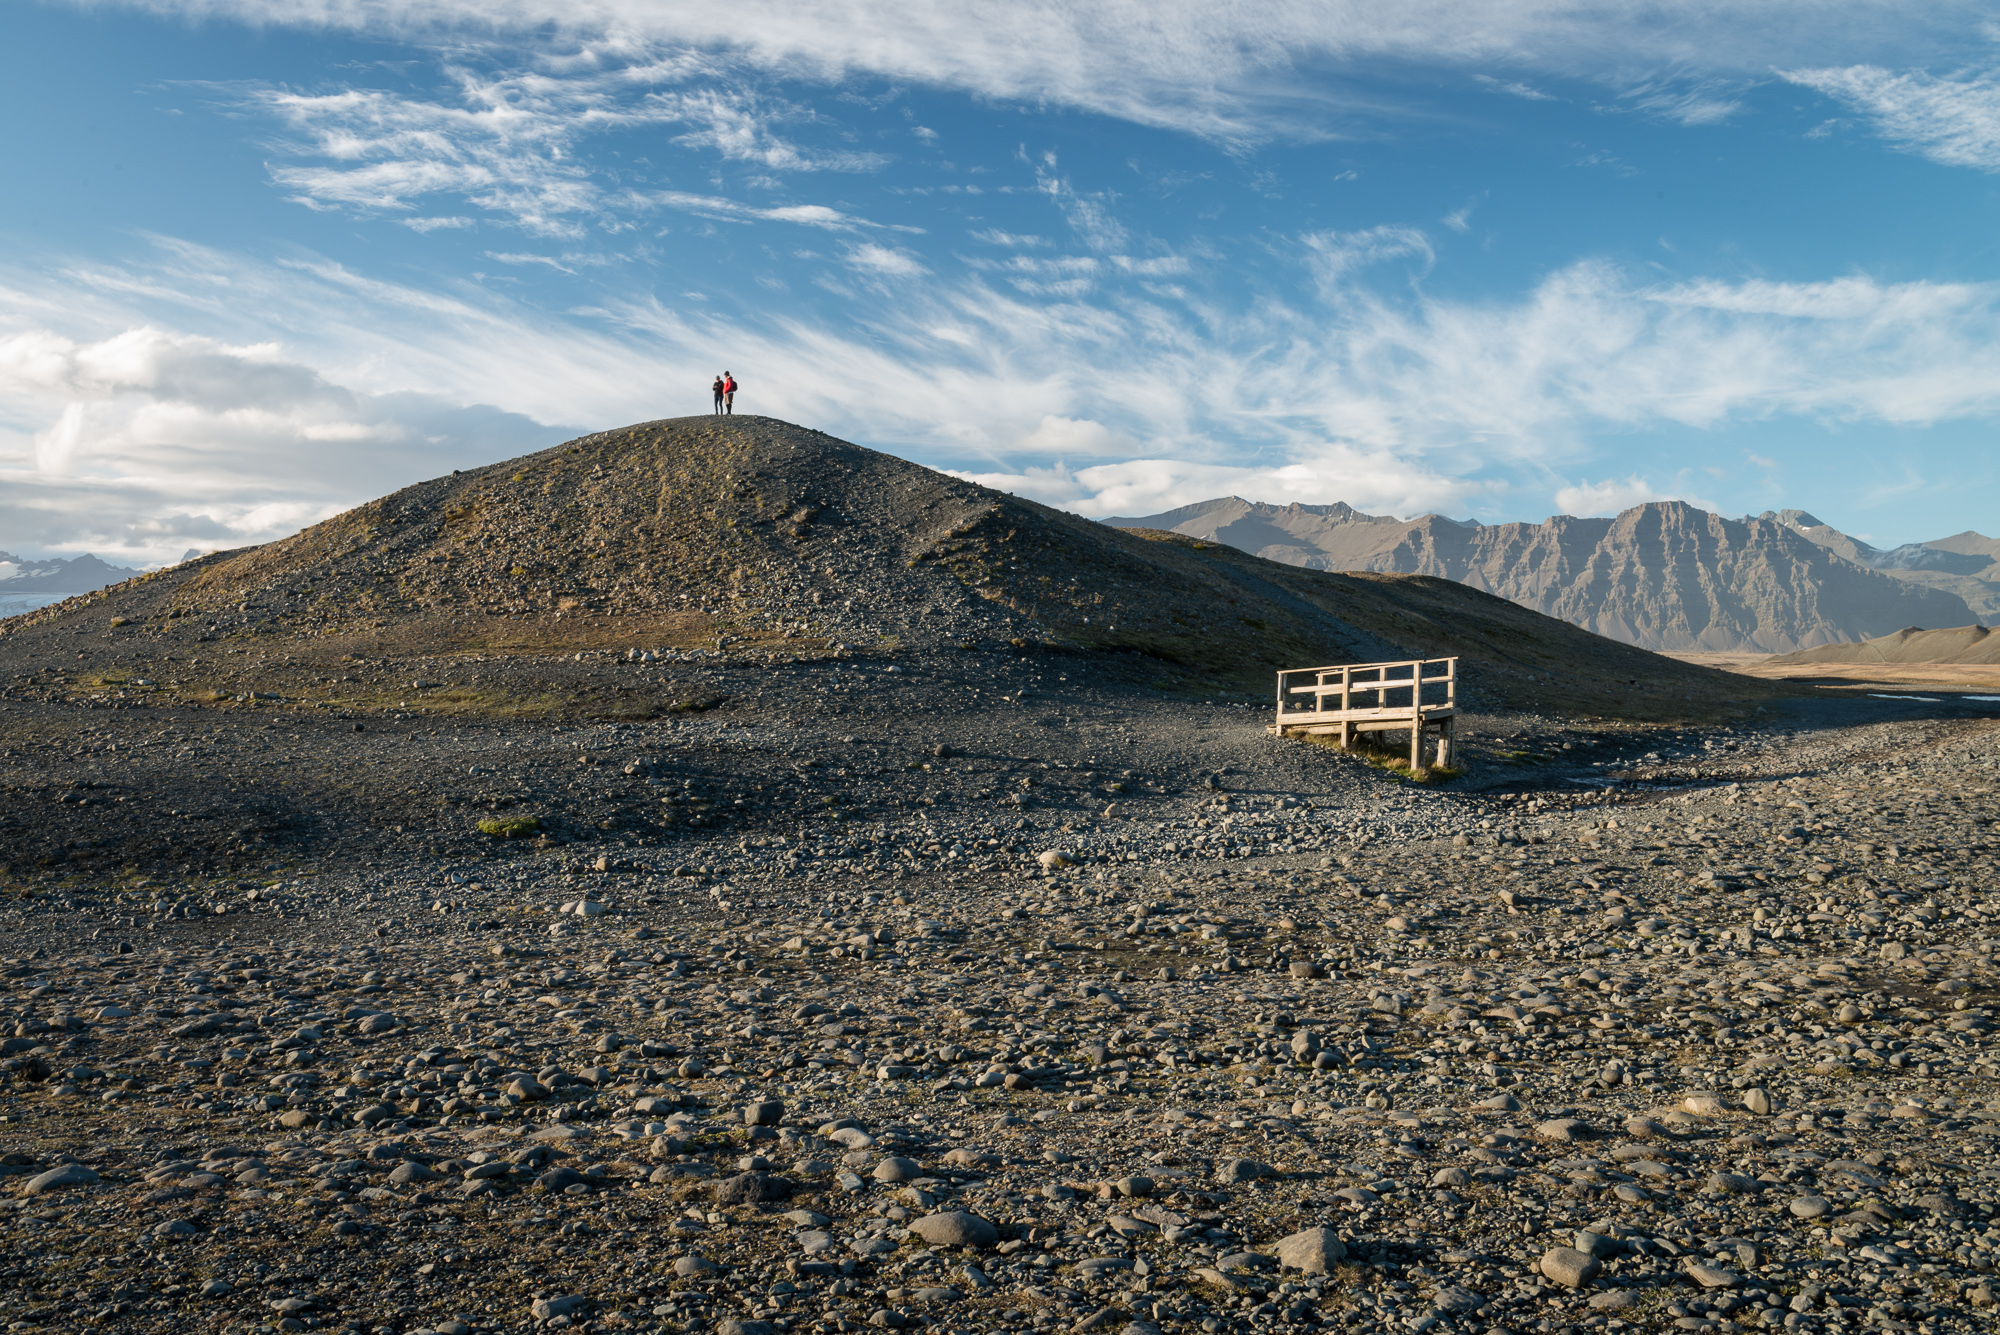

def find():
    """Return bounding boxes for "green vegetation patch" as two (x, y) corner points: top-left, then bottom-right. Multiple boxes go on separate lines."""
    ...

(1297, 730), (1462, 785)
(477, 815), (542, 839)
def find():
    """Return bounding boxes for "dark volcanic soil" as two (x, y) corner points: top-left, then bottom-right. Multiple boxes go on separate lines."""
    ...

(3, 419), (1999, 1335)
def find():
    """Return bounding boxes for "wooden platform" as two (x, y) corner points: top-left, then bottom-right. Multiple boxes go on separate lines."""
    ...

(1272, 657), (1457, 769)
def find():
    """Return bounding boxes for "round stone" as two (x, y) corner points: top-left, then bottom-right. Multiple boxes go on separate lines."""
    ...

(872, 1156), (923, 1182)
(908, 1211), (999, 1249)
(1540, 1247), (1601, 1288)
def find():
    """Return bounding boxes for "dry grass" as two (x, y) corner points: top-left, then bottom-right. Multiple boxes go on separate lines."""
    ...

(1294, 729), (1464, 784)
(1659, 651), (1775, 671)
(1727, 661), (2000, 691)
(1670, 649), (2000, 692)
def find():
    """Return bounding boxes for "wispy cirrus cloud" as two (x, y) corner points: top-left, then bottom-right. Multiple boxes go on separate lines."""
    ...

(1474, 74), (1557, 102)
(1780, 64), (2000, 171)
(229, 56), (892, 234)
(970, 229), (1048, 248)
(1617, 78), (1747, 126)
(1028, 153), (1128, 252)
(78, 1), (1991, 142)
(654, 191), (919, 232)
(662, 87), (887, 171)
(1301, 225), (1433, 288)
(7, 229), (2000, 560)
(839, 242), (929, 277)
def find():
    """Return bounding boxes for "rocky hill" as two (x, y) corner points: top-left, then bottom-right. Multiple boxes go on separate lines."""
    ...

(0, 416), (1774, 722)
(1106, 497), (1973, 654)
(1766, 510), (2000, 620)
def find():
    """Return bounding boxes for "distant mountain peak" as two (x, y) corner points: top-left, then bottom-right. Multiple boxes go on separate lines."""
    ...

(1770, 510), (1998, 586)
(0, 551), (145, 594)
(1109, 495), (1976, 653)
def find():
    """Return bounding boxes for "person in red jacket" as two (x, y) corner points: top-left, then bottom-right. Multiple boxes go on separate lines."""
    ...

(722, 371), (737, 414)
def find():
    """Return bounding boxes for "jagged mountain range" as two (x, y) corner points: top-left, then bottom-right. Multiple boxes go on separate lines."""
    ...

(1104, 498), (1989, 654)
(0, 551), (145, 594)
(1765, 511), (2000, 620)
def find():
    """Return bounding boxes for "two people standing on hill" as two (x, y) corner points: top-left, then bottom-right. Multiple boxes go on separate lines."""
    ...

(711, 372), (737, 415)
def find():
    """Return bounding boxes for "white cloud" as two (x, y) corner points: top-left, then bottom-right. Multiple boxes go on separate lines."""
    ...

(485, 251), (576, 272)
(1110, 255), (1192, 276)
(957, 449), (1494, 521)
(81, 1), (1988, 143)
(1030, 156), (1128, 252)
(1474, 74), (1557, 102)
(970, 229), (1046, 247)
(1553, 475), (1718, 517)
(1571, 148), (1633, 174)
(8, 230), (2000, 559)
(1619, 79), (1746, 126)
(655, 191), (917, 231)
(247, 81), (606, 232)
(218, 56), (892, 234)
(1010, 415), (1132, 457)
(1301, 225), (1433, 287)
(834, 243), (927, 278)
(0, 321), (560, 563)
(662, 86), (888, 171)
(1780, 64), (2000, 171)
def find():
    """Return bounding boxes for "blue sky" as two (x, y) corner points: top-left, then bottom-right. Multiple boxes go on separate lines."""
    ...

(3, 1), (2000, 565)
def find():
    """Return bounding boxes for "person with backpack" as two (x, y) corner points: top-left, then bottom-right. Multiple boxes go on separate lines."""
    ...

(711, 374), (725, 414)
(722, 371), (737, 414)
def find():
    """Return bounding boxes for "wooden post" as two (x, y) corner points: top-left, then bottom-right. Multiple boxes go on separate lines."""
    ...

(1340, 665), (1353, 749)
(1412, 661), (1425, 770)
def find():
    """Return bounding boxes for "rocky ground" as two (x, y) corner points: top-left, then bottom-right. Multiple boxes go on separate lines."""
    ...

(3, 417), (1999, 1335)
(2, 668), (1999, 1335)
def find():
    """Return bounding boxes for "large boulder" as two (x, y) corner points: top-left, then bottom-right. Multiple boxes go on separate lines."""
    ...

(908, 1211), (999, 1249)
(1215, 1158), (1271, 1185)
(24, 1164), (99, 1195)
(1540, 1247), (1601, 1288)
(1274, 1228), (1347, 1274)
(713, 1172), (795, 1204)
(872, 1156), (923, 1183)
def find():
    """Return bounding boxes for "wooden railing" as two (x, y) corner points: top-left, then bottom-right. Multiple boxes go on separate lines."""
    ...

(1274, 657), (1457, 768)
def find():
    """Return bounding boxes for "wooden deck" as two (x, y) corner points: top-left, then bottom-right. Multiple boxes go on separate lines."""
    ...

(1272, 657), (1457, 769)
